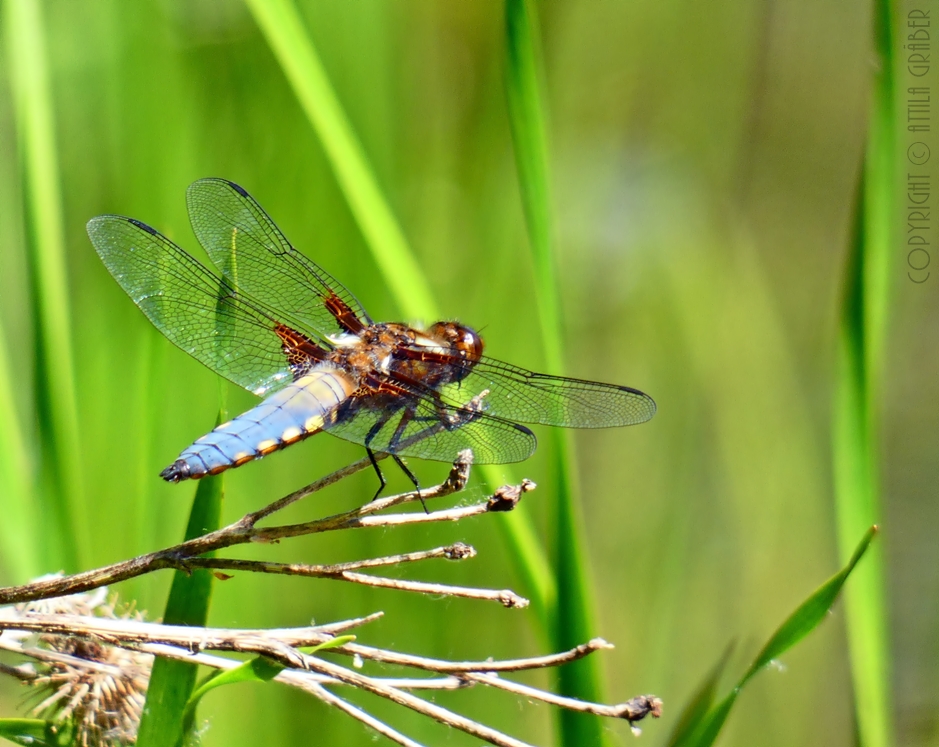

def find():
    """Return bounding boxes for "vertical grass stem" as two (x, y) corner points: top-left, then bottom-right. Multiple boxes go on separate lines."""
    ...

(504, 1), (606, 743)
(832, 0), (895, 744)
(4, 0), (87, 572)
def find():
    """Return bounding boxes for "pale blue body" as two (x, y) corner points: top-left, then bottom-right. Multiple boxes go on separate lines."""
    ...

(163, 369), (356, 481)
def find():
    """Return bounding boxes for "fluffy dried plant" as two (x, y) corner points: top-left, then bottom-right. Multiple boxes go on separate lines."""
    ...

(2, 585), (151, 747)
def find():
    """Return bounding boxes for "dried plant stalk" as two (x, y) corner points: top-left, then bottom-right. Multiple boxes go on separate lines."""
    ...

(0, 452), (661, 746)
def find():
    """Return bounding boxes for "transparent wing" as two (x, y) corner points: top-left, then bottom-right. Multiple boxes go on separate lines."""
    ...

(460, 357), (656, 427)
(395, 352), (656, 428)
(88, 215), (294, 396)
(326, 389), (537, 465)
(187, 178), (372, 340)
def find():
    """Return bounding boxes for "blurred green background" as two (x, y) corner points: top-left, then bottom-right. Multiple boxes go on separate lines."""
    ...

(0, 1), (934, 745)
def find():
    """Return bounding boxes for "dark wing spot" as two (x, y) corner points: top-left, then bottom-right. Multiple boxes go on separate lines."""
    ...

(226, 180), (250, 197)
(128, 218), (160, 236)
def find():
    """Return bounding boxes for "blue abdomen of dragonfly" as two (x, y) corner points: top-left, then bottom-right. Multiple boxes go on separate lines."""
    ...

(160, 370), (357, 482)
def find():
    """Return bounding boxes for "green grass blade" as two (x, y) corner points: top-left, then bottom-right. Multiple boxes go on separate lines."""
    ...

(0, 718), (63, 747)
(688, 527), (877, 747)
(0, 323), (39, 582)
(243, 0), (555, 629)
(3, 0), (87, 572)
(183, 656), (286, 729)
(503, 0), (563, 369)
(130, 329), (163, 600)
(741, 526), (878, 687)
(688, 693), (738, 747)
(832, 0), (894, 744)
(504, 1), (604, 744)
(242, 0), (434, 322)
(549, 442), (604, 743)
(181, 636), (353, 728)
(666, 644), (734, 747)
(137, 413), (226, 747)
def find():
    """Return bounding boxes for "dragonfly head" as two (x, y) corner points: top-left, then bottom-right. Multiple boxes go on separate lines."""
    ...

(427, 322), (484, 376)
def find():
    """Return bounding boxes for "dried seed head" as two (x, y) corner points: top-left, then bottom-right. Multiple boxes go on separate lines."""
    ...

(12, 581), (152, 747)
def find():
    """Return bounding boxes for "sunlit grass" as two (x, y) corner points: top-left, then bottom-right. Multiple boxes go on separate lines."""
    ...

(242, 0), (435, 321)
(669, 527), (878, 747)
(831, 0), (895, 743)
(504, 0), (606, 744)
(0, 323), (38, 583)
(3, 0), (86, 573)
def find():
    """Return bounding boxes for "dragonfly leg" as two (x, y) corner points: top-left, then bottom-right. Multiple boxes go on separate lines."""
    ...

(364, 445), (423, 509)
(390, 454), (425, 513)
(362, 408), (426, 511)
(363, 414), (400, 502)
(384, 407), (426, 513)
(365, 446), (387, 503)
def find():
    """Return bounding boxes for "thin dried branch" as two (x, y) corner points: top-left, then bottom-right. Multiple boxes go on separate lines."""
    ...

(245, 452), (378, 523)
(0, 634), (460, 693)
(0, 611), (599, 675)
(0, 611), (355, 652)
(0, 608), (613, 680)
(248, 460), (483, 542)
(187, 548), (526, 607)
(0, 611), (655, 717)
(0, 452), (528, 606)
(464, 672), (662, 722)
(327, 572), (528, 608)
(334, 636), (613, 673)
(268, 647), (538, 747)
(285, 479), (533, 534)
(125, 641), (470, 692)
(305, 611), (385, 634)
(301, 682), (425, 747)
(245, 542), (478, 572)
(0, 607), (659, 747)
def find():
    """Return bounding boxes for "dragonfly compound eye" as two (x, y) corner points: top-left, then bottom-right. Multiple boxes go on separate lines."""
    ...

(429, 322), (484, 363)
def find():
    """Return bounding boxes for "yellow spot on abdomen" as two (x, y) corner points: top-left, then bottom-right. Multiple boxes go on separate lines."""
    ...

(257, 439), (279, 455)
(233, 452), (254, 466)
(304, 415), (324, 432)
(282, 426), (302, 444)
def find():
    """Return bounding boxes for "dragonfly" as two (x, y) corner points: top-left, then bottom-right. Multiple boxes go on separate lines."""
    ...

(88, 179), (655, 494)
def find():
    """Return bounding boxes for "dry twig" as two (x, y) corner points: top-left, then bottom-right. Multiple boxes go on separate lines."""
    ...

(0, 450), (661, 746)
(0, 607), (661, 747)
(0, 452), (516, 606)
